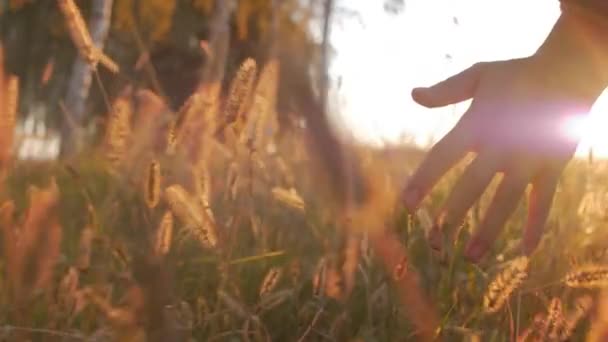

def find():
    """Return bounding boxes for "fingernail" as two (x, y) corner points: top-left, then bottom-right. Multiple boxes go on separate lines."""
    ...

(465, 240), (486, 263)
(402, 187), (420, 211)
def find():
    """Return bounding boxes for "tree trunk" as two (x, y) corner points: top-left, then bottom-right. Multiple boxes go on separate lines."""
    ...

(62, 0), (114, 157)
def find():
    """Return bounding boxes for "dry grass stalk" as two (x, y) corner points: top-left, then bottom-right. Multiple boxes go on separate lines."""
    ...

(271, 187), (305, 212)
(483, 256), (529, 313)
(57, 0), (119, 73)
(564, 264), (608, 288)
(76, 225), (94, 270)
(165, 184), (217, 249)
(312, 257), (327, 297)
(103, 94), (132, 168)
(144, 159), (161, 208)
(223, 58), (257, 134)
(259, 267), (282, 297)
(154, 211), (173, 256)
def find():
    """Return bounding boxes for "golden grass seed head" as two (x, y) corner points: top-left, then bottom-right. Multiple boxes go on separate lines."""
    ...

(259, 267), (283, 297)
(165, 184), (217, 249)
(154, 211), (173, 256)
(224, 58), (257, 130)
(545, 297), (567, 340)
(483, 256), (529, 314)
(144, 160), (161, 208)
(104, 95), (132, 167)
(0, 74), (18, 165)
(271, 187), (305, 212)
(564, 264), (608, 288)
(57, 0), (118, 73)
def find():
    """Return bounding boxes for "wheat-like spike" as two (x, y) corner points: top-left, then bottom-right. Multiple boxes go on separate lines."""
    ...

(57, 0), (118, 73)
(103, 94), (132, 168)
(154, 211), (173, 256)
(165, 184), (217, 249)
(144, 160), (161, 208)
(564, 264), (608, 288)
(545, 297), (567, 340)
(271, 187), (305, 212)
(483, 256), (530, 313)
(223, 58), (257, 132)
(259, 267), (283, 297)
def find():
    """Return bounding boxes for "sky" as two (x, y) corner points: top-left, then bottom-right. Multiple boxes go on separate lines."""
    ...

(330, 0), (608, 157)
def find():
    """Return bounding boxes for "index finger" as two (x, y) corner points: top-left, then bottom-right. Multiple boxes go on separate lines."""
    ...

(402, 124), (471, 211)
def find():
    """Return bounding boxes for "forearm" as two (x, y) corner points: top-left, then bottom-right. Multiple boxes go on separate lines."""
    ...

(534, 2), (608, 98)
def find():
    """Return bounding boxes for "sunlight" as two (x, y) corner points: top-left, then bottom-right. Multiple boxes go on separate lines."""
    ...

(562, 114), (588, 142)
(575, 89), (608, 157)
(329, 0), (608, 159)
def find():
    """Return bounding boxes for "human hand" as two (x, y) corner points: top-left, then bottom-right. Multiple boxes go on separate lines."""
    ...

(402, 56), (605, 263)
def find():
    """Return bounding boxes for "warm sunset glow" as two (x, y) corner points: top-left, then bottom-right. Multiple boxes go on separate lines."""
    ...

(331, 0), (608, 158)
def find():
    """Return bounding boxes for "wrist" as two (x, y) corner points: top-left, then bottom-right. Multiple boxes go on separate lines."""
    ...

(534, 9), (608, 99)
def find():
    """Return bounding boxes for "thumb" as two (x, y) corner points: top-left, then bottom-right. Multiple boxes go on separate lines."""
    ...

(412, 62), (486, 108)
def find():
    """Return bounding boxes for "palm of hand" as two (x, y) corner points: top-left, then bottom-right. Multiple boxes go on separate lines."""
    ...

(403, 57), (599, 263)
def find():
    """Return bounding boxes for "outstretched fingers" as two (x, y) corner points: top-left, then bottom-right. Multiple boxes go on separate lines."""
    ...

(428, 152), (499, 251)
(402, 125), (471, 211)
(522, 165), (562, 256)
(465, 166), (533, 263)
